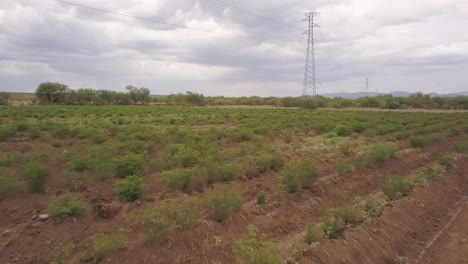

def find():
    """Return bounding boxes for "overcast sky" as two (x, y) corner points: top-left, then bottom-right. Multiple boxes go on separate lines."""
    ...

(1, 0), (467, 96)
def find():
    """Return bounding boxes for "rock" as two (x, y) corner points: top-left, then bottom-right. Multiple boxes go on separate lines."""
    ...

(38, 214), (49, 221)
(31, 215), (37, 220)
(2, 229), (13, 237)
(96, 202), (122, 219)
(135, 200), (142, 206)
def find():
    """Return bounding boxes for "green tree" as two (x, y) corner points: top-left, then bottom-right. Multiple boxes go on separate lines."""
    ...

(36, 82), (68, 104)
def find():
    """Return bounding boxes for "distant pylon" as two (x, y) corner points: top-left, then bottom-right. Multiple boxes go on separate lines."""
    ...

(302, 12), (320, 97)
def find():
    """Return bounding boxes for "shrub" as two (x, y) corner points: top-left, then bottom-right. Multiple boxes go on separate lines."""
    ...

(335, 207), (358, 227)
(234, 235), (281, 264)
(383, 176), (413, 200)
(455, 140), (468, 154)
(254, 153), (284, 174)
(115, 154), (144, 178)
(140, 212), (170, 244)
(438, 153), (454, 168)
(256, 191), (267, 205)
(335, 125), (352, 137)
(161, 169), (192, 192)
(80, 230), (128, 263)
(21, 161), (51, 193)
(322, 215), (344, 239)
(68, 157), (91, 172)
(363, 199), (382, 217)
(47, 193), (87, 221)
(114, 175), (144, 202)
(279, 160), (320, 192)
(351, 123), (365, 133)
(0, 175), (21, 200)
(410, 135), (440, 148)
(361, 144), (396, 166)
(207, 189), (244, 222)
(158, 144), (200, 170)
(0, 153), (16, 167)
(90, 133), (106, 144)
(305, 224), (321, 245)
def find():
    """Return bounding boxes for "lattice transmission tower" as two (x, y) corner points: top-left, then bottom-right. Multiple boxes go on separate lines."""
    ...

(302, 12), (320, 97)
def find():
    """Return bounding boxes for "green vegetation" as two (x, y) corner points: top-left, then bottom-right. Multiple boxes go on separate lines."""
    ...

(363, 199), (383, 218)
(21, 161), (52, 193)
(161, 169), (192, 192)
(0, 175), (21, 199)
(207, 189), (244, 222)
(409, 135), (440, 148)
(455, 139), (468, 154)
(361, 144), (396, 166)
(305, 224), (321, 245)
(115, 154), (144, 178)
(322, 215), (344, 239)
(234, 235), (282, 264)
(256, 191), (267, 205)
(47, 193), (88, 221)
(80, 230), (128, 263)
(279, 160), (320, 192)
(335, 207), (358, 227)
(438, 153), (455, 168)
(114, 175), (144, 202)
(383, 176), (413, 200)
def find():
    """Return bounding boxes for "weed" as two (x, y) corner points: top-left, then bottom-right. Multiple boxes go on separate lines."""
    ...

(335, 125), (352, 137)
(410, 135), (440, 148)
(161, 169), (192, 192)
(322, 215), (344, 239)
(158, 144), (200, 170)
(47, 193), (88, 221)
(68, 157), (91, 172)
(455, 139), (468, 154)
(21, 161), (51, 193)
(254, 152), (284, 174)
(363, 199), (383, 218)
(0, 153), (16, 167)
(438, 153), (454, 168)
(279, 160), (320, 192)
(207, 189), (244, 222)
(80, 229), (128, 263)
(383, 176), (413, 200)
(0, 175), (21, 200)
(256, 191), (267, 205)
(361, 144), (396, 166)
(114, 175), (144, 202)
(305, 224), (321, 245)
(90, 133), (106, 144)
(50, 244), (74, 264)
(234, 234), (281, 264)
(115, 154), (144, 178)
(335, 207), (358, 227)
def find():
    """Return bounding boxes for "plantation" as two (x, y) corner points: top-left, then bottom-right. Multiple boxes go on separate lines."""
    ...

(0, 105), (467, 263)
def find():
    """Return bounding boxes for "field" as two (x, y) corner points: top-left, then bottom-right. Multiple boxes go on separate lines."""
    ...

(1, 105), (468, 263)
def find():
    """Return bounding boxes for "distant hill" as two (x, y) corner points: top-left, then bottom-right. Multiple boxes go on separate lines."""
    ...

(321, 91), (468, 99)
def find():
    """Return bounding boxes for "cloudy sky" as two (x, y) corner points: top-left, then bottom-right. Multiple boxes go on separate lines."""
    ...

(1, 0), (467, 96)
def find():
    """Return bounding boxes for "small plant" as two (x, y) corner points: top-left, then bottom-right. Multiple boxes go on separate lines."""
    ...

(438, 153), (454, 168)
(279, 160), (320, 192)
(455, 140), (468, 154)
(335, 207), (358, 227)
(140, 212), (171, 244)
(0, 175), (21, 200)
(383, 176), (413, 200)
(361, 144), (396, 166)
(90, 133), (106, 144)
(161, 168), (192, 192)
(115, 154), (144, 178)
(256, 191), (267, 205)
(0, 152), (16, 167)
(409, 135), (440, 148)
(47, 193), (88, 221)
(80, 229), (128, 263)
(50, 244), (74, 264)
(363, 199), (382, 217)
(335, 125), (352, 137)
(321, 215), (343, 239)
(305, 224), (321, 245)
(68, 157), (91, 172)
(114, 175), (144, 202)
(21, 161), (51, 193)
(254, 152), (284, 174)
(234, 234), (282, 264)
(207, 189), (244, 222)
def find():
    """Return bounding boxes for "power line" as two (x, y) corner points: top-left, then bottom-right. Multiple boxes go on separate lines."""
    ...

(302, 12), (319, 97)
(53, 0), (289, 42)
(205, 0), (297, 28)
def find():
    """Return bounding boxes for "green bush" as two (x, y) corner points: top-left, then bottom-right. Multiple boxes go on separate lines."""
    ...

(335, 125), (352, 137)
(322, 215), (343, 239)
(47, 193), (88, 221)
(409, 135), (440, 148)
(80, 229), (128, 263)
(455, 140), (468, 154)
(305, 224), (321, 245)
(438, 153), (454, 168)
(363, 199), (382, 217)
(279, 160), (320, 192)
(254, 153), (284, 174)
(90, 133), (106, 144)
(158, 144), (200, 170)
(0, 175), (21, 200)
(335, 207), (358, 227)
(207, 189), (244, 222)
(68, 157), (91, 172)
(256, 191), (267, 205)
(383, 176), (413, 200)
(234, 235), (281, 264)
(21, 161), (52, 193)
(114, 175), (144, 202)
(115, 154), (144, 178)
(161, 169), (192, 192)
(362, 144), (396, 166)
(0, 153), (16, 167)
